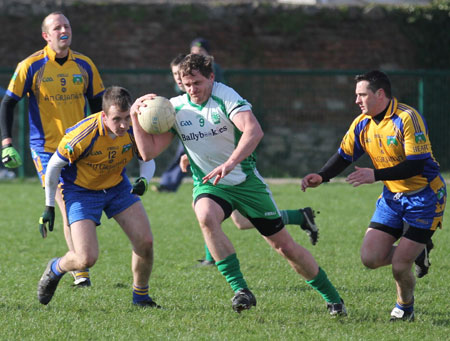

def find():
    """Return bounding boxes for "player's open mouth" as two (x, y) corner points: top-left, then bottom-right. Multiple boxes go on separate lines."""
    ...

(61, 35), (69, 40)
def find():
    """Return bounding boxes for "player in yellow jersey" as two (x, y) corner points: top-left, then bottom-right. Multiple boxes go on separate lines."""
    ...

(37, 86), (159, 307)
(0, 12), (105, 286)
(302, 70), (446, 322)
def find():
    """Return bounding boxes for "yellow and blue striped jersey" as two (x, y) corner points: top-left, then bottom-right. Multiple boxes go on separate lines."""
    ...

(56, 112), (137, 190)
(339, 97), (440, 193)
(6, 45), (104, 153)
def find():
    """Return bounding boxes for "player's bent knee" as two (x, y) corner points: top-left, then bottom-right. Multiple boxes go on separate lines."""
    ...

(360, 254), (380, 269)
(197, 220), (217, 234)
(76, 254), (97, 269)
(361, 260), (377, 269)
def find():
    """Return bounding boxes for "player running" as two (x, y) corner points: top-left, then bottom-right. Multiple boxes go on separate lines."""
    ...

(130, 53), (346, 316)
(0, 11), (104, 286)
(37, 86), (158, 307)
(302, 70), (445, 322)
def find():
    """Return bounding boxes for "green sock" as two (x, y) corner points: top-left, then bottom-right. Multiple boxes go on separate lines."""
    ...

(204, 244), (214, 262)
(216, 253), (248, 292)
(306, 267), (341, 304)
(280, 209), (304, 226)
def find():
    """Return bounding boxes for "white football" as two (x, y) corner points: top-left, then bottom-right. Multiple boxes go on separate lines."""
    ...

(138, 96), (175, 134)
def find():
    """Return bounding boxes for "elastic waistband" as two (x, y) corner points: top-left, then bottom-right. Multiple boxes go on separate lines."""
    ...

(399, 186), (427, 196)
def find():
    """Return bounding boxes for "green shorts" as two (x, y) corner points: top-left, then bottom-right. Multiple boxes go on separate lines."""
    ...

(193, 172), (284, 236)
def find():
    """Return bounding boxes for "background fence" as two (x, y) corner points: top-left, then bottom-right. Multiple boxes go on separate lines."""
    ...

(1, 68), (449, 178)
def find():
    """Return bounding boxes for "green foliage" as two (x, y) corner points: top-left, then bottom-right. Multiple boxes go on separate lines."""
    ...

(389, 1), (450, 68)
(107, 5), (153, 23)
(169, 4), (210, 24)
(257, 8), (309, 35)
(0, 179), (449, 339)
(254, 1), (449, 67)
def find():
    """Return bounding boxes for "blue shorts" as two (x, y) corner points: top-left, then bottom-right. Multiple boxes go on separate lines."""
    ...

(371, 175), (446, 231)
(62, 177), (140, 226)
(30, 148), (52, 186)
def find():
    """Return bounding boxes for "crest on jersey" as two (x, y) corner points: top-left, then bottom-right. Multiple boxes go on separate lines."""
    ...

(211, 112), (221, 124)
(64, 143), (74, 155)
(387, 136), (398, 146)
(73, 74), (83, 84)
(415, 132), (426, 143)
(122, 143), (132, 154)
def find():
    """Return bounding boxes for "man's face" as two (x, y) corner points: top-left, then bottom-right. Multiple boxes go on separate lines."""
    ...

(181, 70), (214, 104)
(171, 64), (185, 92)
(102, 105), (131, 137)
(42, 14), (72, 56)
(355, 80), (381, 117)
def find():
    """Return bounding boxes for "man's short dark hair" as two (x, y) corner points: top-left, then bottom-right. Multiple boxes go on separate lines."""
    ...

(102, 86), (132, 114)
(355, 70), (392, 98)
(179, 53), (214, 79)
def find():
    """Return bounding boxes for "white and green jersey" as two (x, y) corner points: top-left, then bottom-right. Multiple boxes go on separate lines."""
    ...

(170, 82), (256, 186)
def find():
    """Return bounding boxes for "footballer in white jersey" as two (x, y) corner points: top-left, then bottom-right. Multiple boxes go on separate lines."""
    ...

(131, 54), (345, 315)
(170, 82), (254, 186)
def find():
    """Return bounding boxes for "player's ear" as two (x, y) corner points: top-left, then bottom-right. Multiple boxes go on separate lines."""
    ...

(42, 31), (48, 42)
(376, 88), (385, 98)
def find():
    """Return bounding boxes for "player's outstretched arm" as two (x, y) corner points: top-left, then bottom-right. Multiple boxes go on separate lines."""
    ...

(346, 166), (375, 187)
(202, 110), (263, 185)
(301, 173), (323, 192)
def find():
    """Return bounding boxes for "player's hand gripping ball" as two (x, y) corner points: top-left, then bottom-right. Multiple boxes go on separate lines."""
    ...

(138, 96), (176, 134)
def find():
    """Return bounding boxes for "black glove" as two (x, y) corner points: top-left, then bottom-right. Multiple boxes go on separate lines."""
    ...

(131, 177), (148, 196)
(39, 206), (55, 238)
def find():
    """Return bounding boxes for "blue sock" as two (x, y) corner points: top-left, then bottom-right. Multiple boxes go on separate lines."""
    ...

(133, 284), (150, 303)
(51, 258), (65, 277)
(396, 297), (414, 313)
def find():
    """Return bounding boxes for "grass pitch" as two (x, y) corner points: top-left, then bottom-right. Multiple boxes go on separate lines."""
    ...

(0, 178), (449, 340)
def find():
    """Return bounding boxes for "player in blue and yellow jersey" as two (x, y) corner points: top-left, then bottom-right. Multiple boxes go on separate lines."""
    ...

(0, 12), (105, 286)
(36, 86), (158, 307)
(302, 70), (446, 322)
